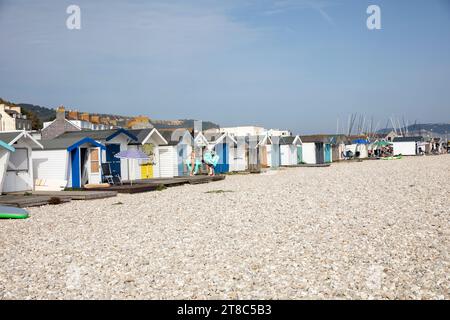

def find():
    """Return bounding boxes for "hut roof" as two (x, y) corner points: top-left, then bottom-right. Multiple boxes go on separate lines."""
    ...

(393, 136), (423, 142)
(0, 131), (43, 149)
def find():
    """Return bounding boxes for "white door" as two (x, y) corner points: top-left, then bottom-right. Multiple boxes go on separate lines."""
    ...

(88, 148), (101, 184)
(236, 145), (246, 171)
(4, 148), (30, 192)
(290, 145), (297, 165)
(159, 148), (174, 178)
(266, 146), (272, 167)
(280, 145), (289, 165)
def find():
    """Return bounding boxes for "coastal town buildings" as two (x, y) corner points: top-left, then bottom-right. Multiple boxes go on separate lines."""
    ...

(0, 104), (32, 131)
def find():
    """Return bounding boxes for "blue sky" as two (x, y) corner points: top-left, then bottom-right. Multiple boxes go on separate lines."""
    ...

(0, 0), (449, 133)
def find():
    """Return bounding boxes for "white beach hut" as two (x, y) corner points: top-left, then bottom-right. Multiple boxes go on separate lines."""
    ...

(393, 136), (423, 156)
(159, 129), (194, 177)
(345, 138), (370, 159)
(0, 131), (43, 193)
(205, 131), (237, 174)
(229, 135), (247, 172)
(127, 128), (168, 179)
(55, 128), (139, 181)
(258, 134), (281, 168)
(0, 139), (16, 193)
(33, 136), (106, 189)
(231, 135), (263, 172)
(298, 135), (332, 164)
(280, 135), (302, 166)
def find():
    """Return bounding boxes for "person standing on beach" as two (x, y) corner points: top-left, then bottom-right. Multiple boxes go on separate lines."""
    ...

(203, 149), (219, 176)
(186, 150), (197, 176)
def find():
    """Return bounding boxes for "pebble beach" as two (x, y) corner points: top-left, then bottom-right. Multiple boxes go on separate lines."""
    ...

(1, 155), (449, 299)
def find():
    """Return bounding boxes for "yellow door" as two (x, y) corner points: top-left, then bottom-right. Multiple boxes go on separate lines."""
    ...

(140, 143), (154, 179)
(140, 162), (153, 179)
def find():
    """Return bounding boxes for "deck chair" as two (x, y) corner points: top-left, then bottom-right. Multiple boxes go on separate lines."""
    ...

(101, 163), (122, 185)
(343, 150), (354, 160)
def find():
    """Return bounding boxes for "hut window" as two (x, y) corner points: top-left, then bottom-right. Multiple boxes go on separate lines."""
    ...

(90, 148), (100, 173)
(7, 148), (29, 172)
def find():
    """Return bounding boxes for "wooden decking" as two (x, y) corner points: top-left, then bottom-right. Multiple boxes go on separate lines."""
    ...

(0, 176), (225, 206)
(85, 184), (159, 194)
(86, 175), (226, 193)
(129, 175), (226, 185)
(0, 195), (72, 208)
(281, 163), (331, 168)
(6, 190), (118, 200)
(1, 190), (118, 208)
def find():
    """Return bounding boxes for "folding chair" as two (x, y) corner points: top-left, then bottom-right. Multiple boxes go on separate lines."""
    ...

(101, 163), (122, 185)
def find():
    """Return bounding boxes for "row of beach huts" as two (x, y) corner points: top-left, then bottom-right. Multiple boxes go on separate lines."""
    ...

(0, 109), (448, 194)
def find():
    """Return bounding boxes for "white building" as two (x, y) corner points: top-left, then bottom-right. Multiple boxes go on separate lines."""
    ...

(0, 104), (32, 131)
(43, 119), (112, 131)
(267, 129), (291, 137)
(219, 126), (267, 137)
(219, 126), (291, 138)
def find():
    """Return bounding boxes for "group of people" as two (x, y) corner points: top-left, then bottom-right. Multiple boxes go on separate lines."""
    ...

(370, 145), (393, 158)
(185, 148), (220, 176)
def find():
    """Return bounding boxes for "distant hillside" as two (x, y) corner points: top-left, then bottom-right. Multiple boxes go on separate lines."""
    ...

(1, 97), (220, 131)
(152, 119), (219, 130)
(378, 123), (450, 139)
(18, 103), (56, 122)
(0, 98), (48, 130)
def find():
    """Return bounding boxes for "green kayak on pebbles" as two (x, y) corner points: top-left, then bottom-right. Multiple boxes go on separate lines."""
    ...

(0, 206), (29, 219)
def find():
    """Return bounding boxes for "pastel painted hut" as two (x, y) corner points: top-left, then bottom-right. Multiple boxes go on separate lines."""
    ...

(229, 135), (247, 172)
(231, 135), (263, 173)
(329, 135), (346, 162)
(204, 130), (237, 174)
(345, 137), (370, 159)
(298, 135), (332, 164)
(258, 134), (281, 168)
(280, 135), (302, 166)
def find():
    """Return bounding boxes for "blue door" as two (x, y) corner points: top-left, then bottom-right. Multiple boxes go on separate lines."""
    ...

(297, 145), (303, 164)
(324, 144), (332, 163)
(215, 143), (229, 173)
(106, 144), (121, 176)
(271, 144), (280, 168)
(177, 144), (188, 176)
(70, 148), (81, 188)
